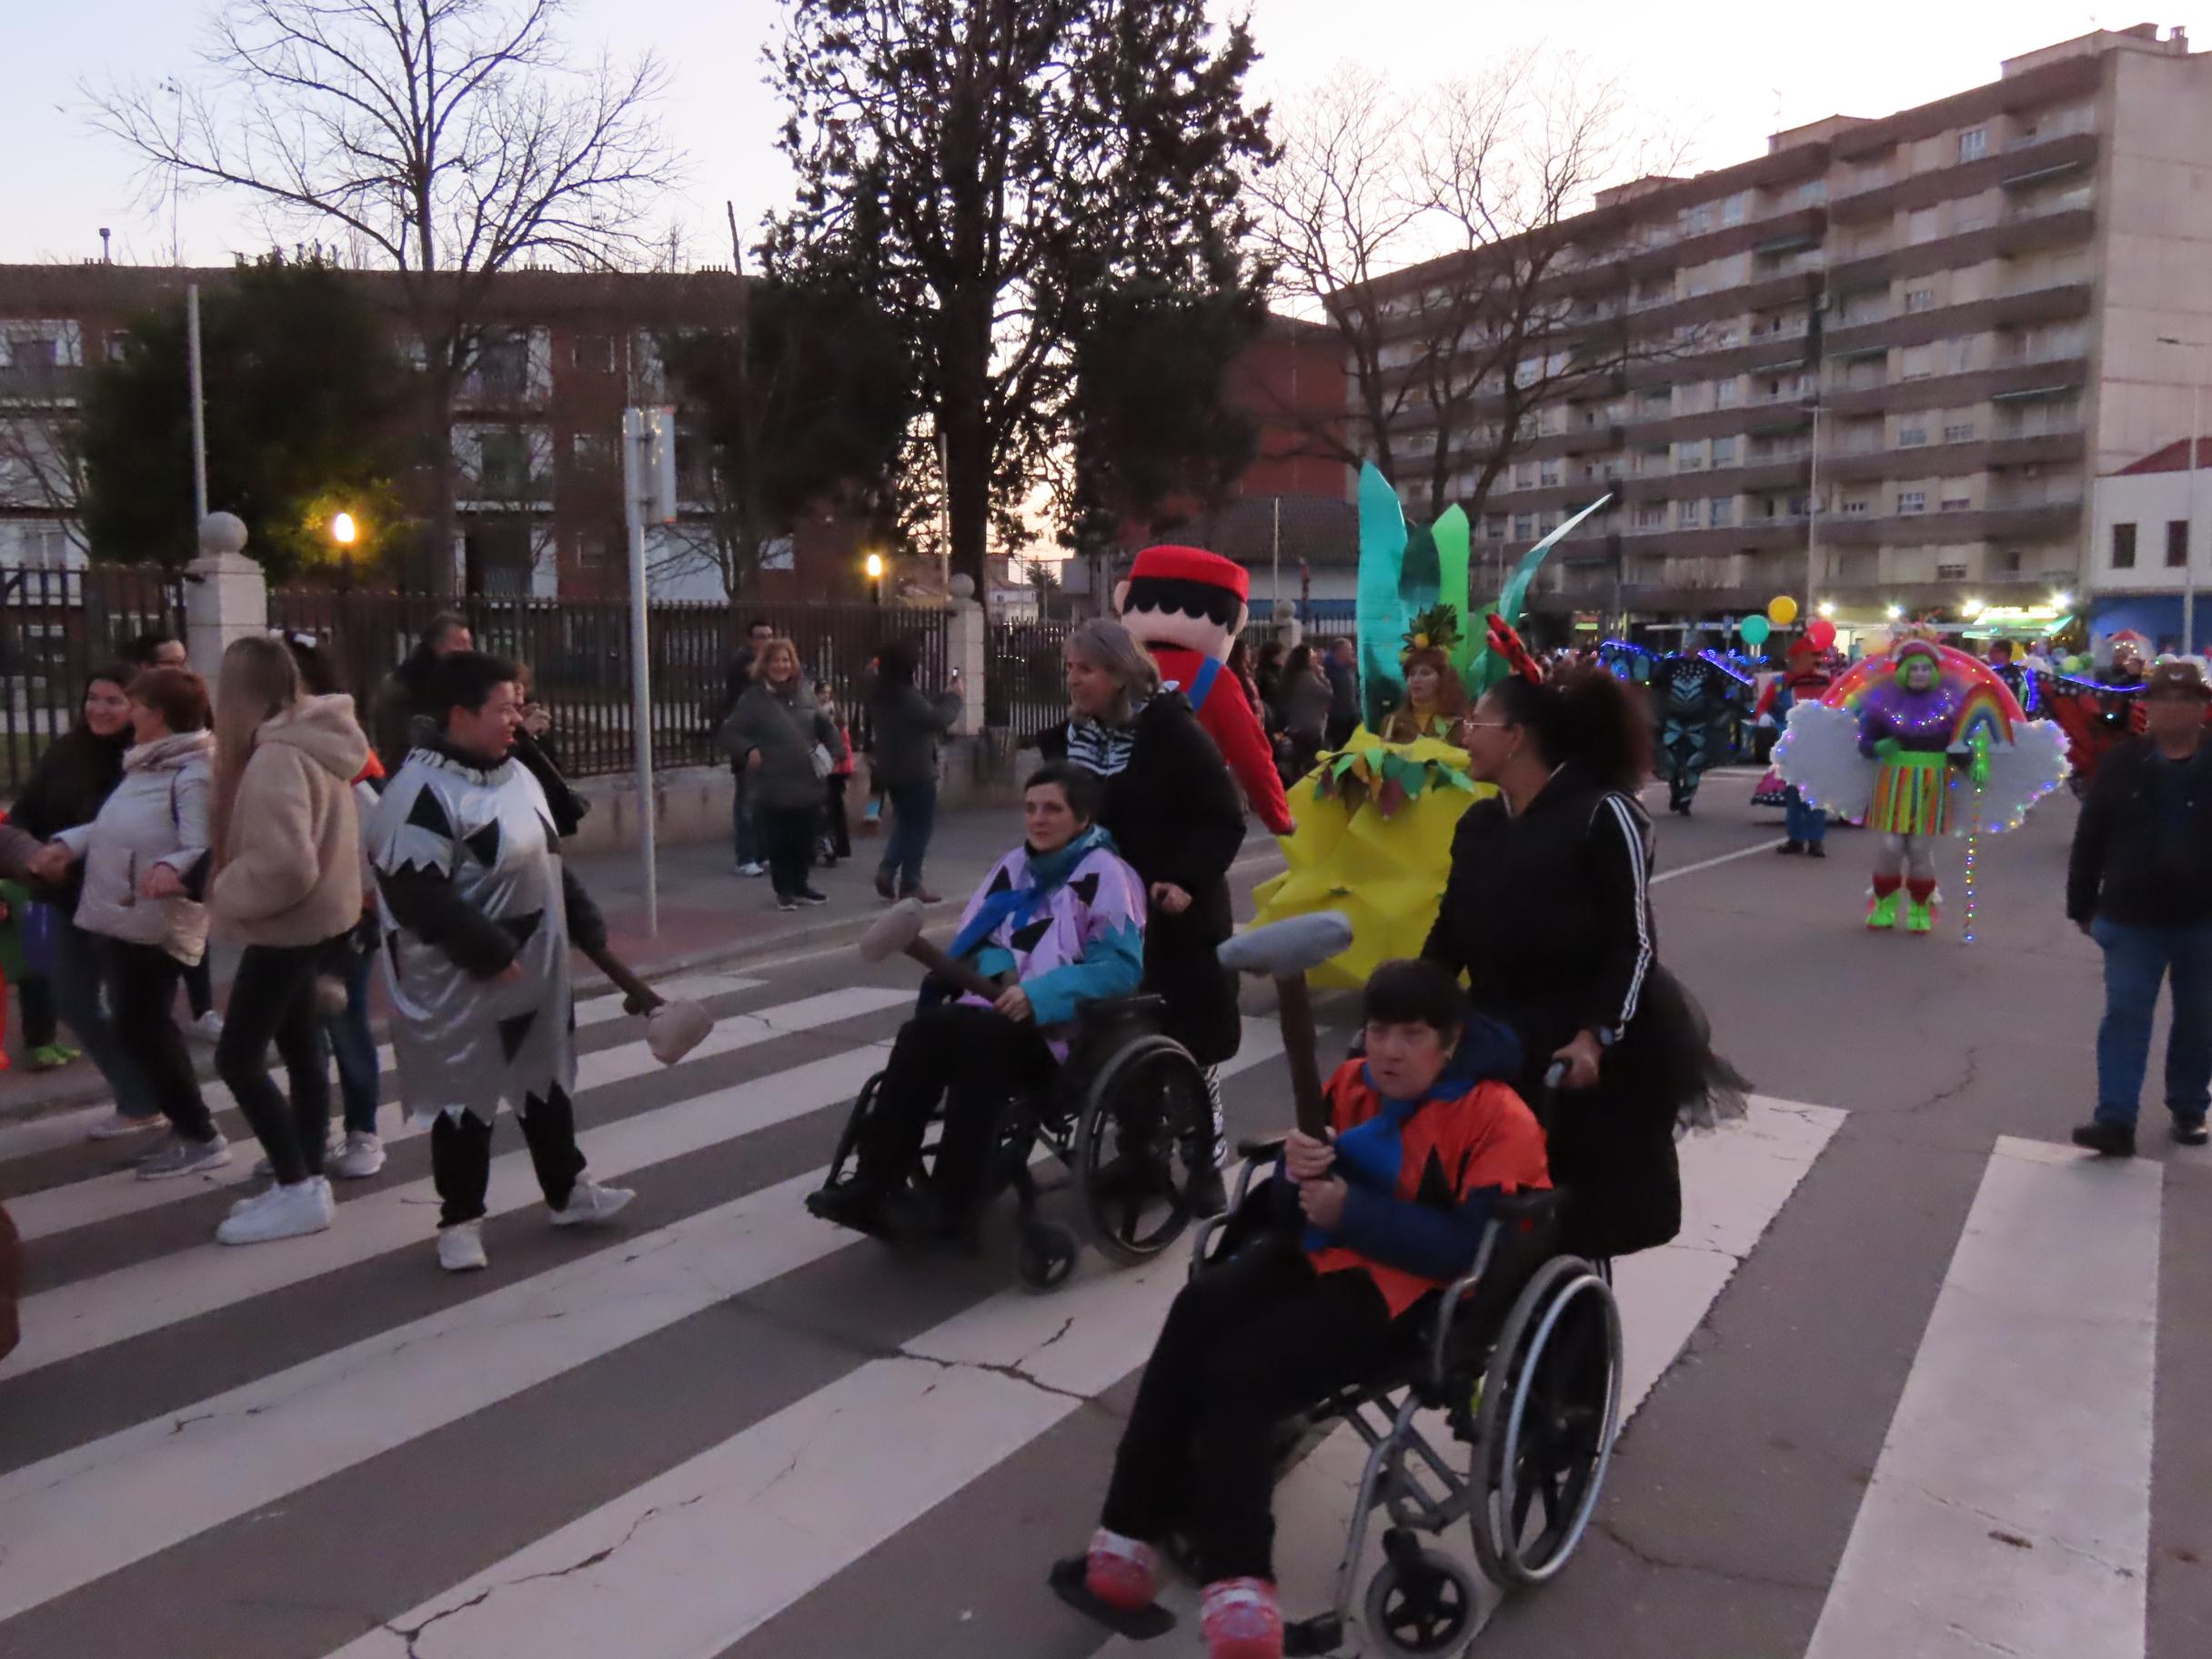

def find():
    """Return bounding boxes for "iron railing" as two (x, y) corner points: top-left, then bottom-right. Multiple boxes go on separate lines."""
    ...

(0, 564), (187, 798)
(267, 588), (951, 777)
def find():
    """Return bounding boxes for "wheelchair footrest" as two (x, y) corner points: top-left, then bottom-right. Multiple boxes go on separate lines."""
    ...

(1283, 1614), (1346, 1656)
(1047, 1557), (1176, 1640)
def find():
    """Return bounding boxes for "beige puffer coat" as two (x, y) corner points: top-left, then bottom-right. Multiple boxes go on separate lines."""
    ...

(208, 694), (370, 949)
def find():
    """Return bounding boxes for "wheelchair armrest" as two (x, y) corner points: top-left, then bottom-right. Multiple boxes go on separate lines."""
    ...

(1234, 1136), (1289, 1163)
(1491, 1189), (1565, 1227)
(1424, 1222), (1511, 1396)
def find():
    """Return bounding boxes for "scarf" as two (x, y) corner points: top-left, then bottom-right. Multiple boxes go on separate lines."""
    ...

(950, 824), (1118, 961)
(1064, 696), (1149, 779)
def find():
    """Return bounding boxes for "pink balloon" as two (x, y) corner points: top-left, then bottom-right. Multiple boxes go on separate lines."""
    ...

(1805, 618), (1837, 650)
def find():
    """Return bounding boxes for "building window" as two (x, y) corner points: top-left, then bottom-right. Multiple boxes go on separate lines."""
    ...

(1678, 499), (1703, 528)
(1898, 425), (1928, 447)
(570, 430), (616, 468)
(1940, 495), (1972, 511)
(1944, 422), (1976, 443)
(1722, 193), (1748, 227)
(570, 334), (614, 372)
(1710, 436), (1737, 467)
(1905, 287), (1935, 312)
(1897, 491), (1926, 515)
(473, 333), (529, 400)
(576, 530), (610, 568)
(1633, 504), (1666, 528)
(1958, 127), (1987, 163)
(2112, 522), (2137, 568)
(1937, 562), (1969, 580)
(1675, 441), (1704, 472)
(1715, 377), (1741, 407)
(1483, 515), (1506, 540)
(1709, 497), (1734, 527)
(477, 429), (530, 498)
(1798, 179), (1826, 206)
(1539, 461), (1561, 487)
(1908, 208), (1941, 245)
(1842, 498), (1870, 516)
(2168, 520), (2190, 568)
(1514, 513), (1536, 538)
(1901, 346), (1935, 380)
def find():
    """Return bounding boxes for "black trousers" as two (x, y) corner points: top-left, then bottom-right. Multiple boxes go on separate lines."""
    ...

(822, 775), (852, 860)
(18, 975), (56, 1050)
(854, 1002), (1053, 1212)
(216, 940), (337, 1186)
(759, 805), (818, 900)
(1101, 1236), (1401, 1583)
(429, 1088), (587, 1226)
(105, 940), (217, 1141)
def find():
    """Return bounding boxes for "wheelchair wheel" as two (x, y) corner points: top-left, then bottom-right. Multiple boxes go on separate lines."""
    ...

(1015, 1221), (1080, 1292)
(822, 1071), (883, 1191)
(1470, 1255), (1622, 1589)
(1363, 1542), (1478, 1658)
(1072, 1035), (1206, 1267)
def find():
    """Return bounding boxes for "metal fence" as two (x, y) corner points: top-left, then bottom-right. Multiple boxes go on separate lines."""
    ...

(0, 564), (187, 799)
(266, 588), (951, 777)
(985, 618), (1073, 744)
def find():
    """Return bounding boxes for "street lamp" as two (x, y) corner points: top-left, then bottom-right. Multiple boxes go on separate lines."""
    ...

(864, 550), (884, 606)
(331, 510), (357, 591)
(2157, 335), (2207, 654)
(1885, 603), (1903, 622)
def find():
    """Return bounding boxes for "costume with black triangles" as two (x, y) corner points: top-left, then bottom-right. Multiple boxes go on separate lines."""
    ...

(368, 724), (608, 1224)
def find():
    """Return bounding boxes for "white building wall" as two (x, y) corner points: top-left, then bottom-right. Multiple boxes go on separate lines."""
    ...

(2088, 466), (2211, 594)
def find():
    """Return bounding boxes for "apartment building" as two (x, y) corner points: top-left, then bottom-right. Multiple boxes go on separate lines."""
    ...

(1364, 23), (2212, 637)
(0, 262), (877, 602)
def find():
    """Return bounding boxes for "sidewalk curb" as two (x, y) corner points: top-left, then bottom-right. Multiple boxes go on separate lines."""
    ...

(0, 846), (1291, 1129)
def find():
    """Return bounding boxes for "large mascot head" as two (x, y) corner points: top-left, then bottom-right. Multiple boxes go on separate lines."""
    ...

(1114, 544), (1250, 664)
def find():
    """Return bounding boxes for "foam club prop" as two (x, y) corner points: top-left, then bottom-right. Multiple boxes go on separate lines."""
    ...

(1217, 911), (1354, 1139)
(860, 897), (1006, 1004)
(578, 942), (714, 1066)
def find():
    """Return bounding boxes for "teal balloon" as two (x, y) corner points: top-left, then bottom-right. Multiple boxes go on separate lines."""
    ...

(1740, 615), (1772, 647)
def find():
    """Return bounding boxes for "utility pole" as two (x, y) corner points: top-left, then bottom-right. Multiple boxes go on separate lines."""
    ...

(623, 406), (678, 936)
(2159, 337), (2207, 655)
(186, 285), (208, 526)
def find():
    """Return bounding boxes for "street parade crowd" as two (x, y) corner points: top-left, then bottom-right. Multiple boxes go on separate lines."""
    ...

(4, 463), (2210, 1659)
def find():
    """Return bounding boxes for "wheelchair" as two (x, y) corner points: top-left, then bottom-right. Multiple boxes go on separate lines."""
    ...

(1193, 1141), (1621, 1657)
(815, 990), (1214, 1292)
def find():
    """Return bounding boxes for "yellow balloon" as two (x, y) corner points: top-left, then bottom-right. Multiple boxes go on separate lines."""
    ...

(1768, 596), (1800, 627)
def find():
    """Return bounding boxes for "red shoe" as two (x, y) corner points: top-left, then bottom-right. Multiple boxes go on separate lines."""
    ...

(1201, 1577), (1282, 1659)
(1084, 1529), (1158, 1613)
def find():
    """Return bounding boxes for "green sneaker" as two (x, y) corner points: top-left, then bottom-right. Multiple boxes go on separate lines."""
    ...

(1905, 898), (1935, 934)
(30, 1043), (80, 1071)
(1865, 890), (1901, 930)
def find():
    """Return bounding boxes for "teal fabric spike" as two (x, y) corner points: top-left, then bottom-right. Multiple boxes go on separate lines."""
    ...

(1400, 522), (1440, 611)
(1433, 507), (1473, 681)
(1356, 464), (1410, 729)
(1469, 492), (1615, 696)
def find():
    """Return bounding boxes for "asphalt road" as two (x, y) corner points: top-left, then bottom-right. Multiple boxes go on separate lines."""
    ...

(0, 773), (2198, 1659)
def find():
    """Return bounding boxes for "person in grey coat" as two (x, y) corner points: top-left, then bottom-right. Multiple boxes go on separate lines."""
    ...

(722, 637), (839, 910)
(868, 638), (963, 904)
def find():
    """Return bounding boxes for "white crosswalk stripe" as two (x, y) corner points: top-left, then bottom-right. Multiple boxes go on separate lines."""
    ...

(0, 971), (2176, 1659)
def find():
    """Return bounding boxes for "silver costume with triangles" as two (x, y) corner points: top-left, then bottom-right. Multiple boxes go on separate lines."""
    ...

(368, 744), (576, 1123)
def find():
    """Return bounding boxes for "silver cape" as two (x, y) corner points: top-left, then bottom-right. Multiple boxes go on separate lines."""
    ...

(368, 745), (576, 1123)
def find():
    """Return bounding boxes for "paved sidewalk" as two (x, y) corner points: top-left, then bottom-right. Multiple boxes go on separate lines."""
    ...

(0, 803), (1288, 1122)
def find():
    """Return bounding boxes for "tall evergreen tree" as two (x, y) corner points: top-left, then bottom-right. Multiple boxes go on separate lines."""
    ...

(766, 0), (1272, 593)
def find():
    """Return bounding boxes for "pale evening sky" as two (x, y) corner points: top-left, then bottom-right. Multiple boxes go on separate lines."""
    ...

(3, 2), (2196, 269)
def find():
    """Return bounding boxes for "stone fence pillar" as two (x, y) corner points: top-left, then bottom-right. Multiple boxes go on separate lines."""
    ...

(184, 512), (268, 679)
(948, 576), (987, 735)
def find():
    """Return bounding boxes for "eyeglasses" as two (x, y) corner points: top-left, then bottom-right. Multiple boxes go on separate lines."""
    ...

(1459, 719), (1513, 731)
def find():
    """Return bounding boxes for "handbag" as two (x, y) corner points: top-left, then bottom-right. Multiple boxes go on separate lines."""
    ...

(808, 742), (835, 780)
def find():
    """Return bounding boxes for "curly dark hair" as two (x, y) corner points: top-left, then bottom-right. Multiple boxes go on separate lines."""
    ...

(1484, 665), (1654, 794)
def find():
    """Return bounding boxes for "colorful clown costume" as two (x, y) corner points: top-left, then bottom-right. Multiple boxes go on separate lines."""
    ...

(1778, 639), (2068, 934)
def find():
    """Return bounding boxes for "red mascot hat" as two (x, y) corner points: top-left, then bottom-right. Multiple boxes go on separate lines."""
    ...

(1128, 545), (1250, 601)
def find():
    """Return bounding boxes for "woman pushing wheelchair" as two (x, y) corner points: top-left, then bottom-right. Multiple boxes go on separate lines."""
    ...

(807, 760), (1148, 1242)
(1061, 957), (1549, 1659)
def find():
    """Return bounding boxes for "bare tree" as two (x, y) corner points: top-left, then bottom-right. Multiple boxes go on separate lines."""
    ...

(1252, 55), (1688, 523)
(91, 0), (678, 592)
(0, 414), (90, 561)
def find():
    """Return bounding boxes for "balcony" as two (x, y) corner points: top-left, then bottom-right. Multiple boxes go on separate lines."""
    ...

(0, 362), (82, 405)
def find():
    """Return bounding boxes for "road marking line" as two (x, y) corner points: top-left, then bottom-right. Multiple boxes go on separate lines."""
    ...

(0, 971), (766, 1169)
(0, 1019), (1286, 1625)
(1653, 839), (1785, 884)
(1804, 1137), (2160, 1659)
(5, 980), (864, 1244)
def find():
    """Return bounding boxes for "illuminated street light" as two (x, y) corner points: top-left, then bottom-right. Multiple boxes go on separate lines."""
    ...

(1817, 600), (1835, 618)
(865, 550), (884, 605)
(1885, 604), (1903, 621)
(331, 511), (357, 546)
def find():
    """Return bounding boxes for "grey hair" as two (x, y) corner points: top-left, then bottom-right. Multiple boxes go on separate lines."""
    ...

(1066, 618), (1161, 722)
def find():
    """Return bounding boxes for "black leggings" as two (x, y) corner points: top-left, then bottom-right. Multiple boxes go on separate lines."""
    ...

(1101, 1235), (1403, 1583)
(853, 1001), (1054, 1212)
(429, 1088), (587, 1227)
(216, 940), (338, 1186)
(105, 940), (217, 1141)
(759, 805), (818, 900)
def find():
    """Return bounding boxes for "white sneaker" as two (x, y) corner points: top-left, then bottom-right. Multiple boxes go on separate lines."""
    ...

(216, 1177), (333, 1245)
(437, 1220), (488, 1272)
(253, 1131), (342, 1180)
(86, 1111), (165, 1141)
(329, 1131), (386, 1180)
(735, 861), (767, 879)
(550, 1181), (634, 1228)
(187, 1010), (225, 1044)
(227, 1183), (280, 1221)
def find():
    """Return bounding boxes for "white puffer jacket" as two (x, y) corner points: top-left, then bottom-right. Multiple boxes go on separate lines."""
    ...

(59, 730), (214, 964)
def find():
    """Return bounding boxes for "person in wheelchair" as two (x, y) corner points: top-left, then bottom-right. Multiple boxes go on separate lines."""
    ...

(807, 761), (1147, 1240)
(1074, 958), (1548, 1659)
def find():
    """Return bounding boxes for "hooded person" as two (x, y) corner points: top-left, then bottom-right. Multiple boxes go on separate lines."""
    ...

(368, 649), (633, 1272)
(1115, 546), (1295, 836)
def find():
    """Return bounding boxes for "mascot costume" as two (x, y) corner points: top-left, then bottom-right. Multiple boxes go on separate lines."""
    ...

(1778, 636), (2067, 935)
(1115, 546), (1295, 836)
(1654, 650), (1734, 815)
(1252, 464), (1611, 986)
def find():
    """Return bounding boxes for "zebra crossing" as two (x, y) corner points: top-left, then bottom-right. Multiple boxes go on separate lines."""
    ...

(0, 960), (2177, 1659)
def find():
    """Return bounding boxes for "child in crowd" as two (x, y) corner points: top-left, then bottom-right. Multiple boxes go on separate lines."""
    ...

(816, 680), (855, 867)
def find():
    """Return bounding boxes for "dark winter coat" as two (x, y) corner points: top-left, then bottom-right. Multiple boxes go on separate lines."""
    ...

(1039, 693), (1245, 1065)
(869, 685), (962, 793)
(1423, 761), (1698, 1259)
(0, 724), (131, 903)
(2067, 736), (2212, 928)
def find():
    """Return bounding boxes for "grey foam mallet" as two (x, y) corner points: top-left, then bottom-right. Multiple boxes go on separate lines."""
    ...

(1217, 910), (1352, 1138)
(859, 898), (1004, 1003)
